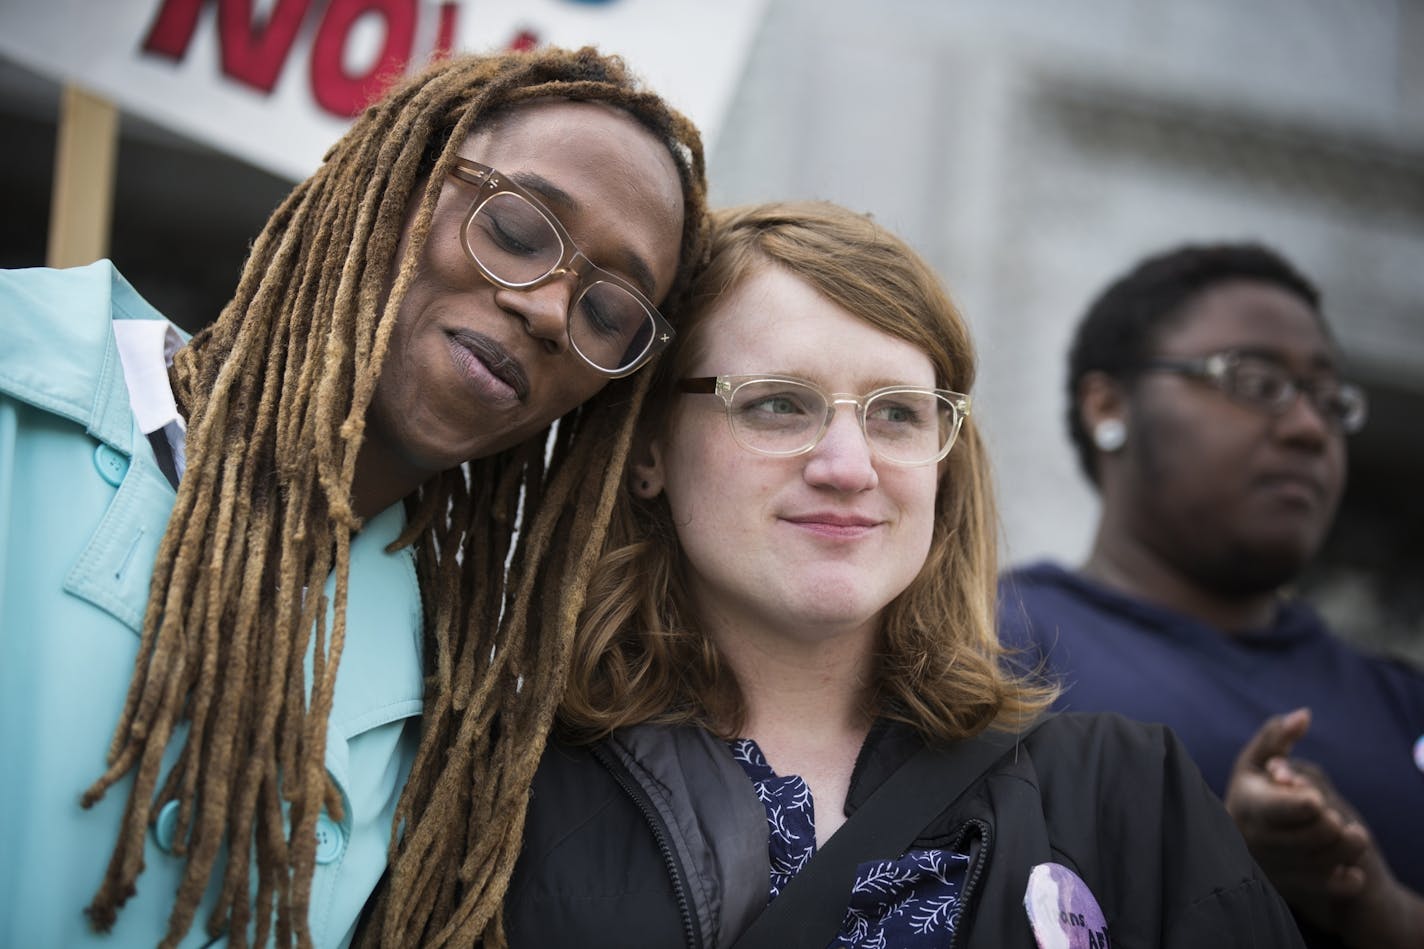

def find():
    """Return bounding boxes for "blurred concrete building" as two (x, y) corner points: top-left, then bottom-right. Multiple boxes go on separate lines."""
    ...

(2, 0), (1421, 660)
(710, 0), (1424, 663)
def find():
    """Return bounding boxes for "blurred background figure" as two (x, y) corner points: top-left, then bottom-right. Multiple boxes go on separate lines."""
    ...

(999, 242), (1424, 948)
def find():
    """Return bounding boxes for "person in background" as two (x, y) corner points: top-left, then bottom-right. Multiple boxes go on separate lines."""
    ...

(0, 46), (707, 947)
(999, 242), (1424, 948)
(502, 203), (1303, 948)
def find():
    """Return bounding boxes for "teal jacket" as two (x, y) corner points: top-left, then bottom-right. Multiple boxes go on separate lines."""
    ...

(0, 262), (424, 947)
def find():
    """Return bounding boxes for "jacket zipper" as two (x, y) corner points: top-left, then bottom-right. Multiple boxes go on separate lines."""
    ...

(947, 819), (991, 949)
(590, 742), (701, 949)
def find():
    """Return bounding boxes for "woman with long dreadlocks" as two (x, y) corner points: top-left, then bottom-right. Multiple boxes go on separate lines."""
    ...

(0, 46), (706, 948)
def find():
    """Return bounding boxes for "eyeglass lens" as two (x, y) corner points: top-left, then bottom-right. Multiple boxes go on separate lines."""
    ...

(463, 192), (656, 372)
(1228, 360), (1365, 431)
(727, 379), (956, 465)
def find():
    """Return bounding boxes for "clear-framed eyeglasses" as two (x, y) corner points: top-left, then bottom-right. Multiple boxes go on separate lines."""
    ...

(678, 374), (971, 467)
(1140, 350), (1368, 434)
(448, 159), (675, 378)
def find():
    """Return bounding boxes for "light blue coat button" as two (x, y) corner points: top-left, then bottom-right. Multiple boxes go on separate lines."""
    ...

(153, 799), (181, 853)
(314, 813), (346, 865)
(155, 802), (345, 863)
(93, 442), (129, 486)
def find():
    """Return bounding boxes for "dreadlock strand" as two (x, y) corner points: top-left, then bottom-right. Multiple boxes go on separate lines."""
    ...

(286, 531), (353, 941)
(211, 514), (278, 944)
(274, 210), (339, 460)
(253, 766), (288, 947)
(195, 468), (278, 940)
(87, 638), (191, 930)
(172, 448), (250, 804)
(160, 427), (270, 943)
(429, 393), (643, 945)
(540, 378), (650, 698)
(105, 430), (221, 751)
(438, 720), (526, 945)
(387, 686), (490, 880)
(429, 475), (474, 695)
(450, 448), (532, 710)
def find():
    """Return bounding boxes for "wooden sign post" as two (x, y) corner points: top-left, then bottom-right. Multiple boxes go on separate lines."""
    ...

(46, 84), (118, 269)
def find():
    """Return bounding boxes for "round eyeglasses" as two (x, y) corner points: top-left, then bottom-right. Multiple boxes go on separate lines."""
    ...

(679, 375), (971, 467)
(448, 159), (675, 378)
(1140, 350), (1368, 434)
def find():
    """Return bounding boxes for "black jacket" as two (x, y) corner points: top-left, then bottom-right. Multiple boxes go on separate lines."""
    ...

(505, 712), (1304, 948)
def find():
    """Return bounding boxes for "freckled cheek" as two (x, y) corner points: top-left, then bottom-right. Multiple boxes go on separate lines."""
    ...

(665, 463), (750, 536)
(904, 499), (938, 560)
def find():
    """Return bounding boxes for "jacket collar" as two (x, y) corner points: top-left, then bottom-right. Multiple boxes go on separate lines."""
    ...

(844, 718), (923, 813)
(0, 262), (183, 633)
(0, 260), (176, 456)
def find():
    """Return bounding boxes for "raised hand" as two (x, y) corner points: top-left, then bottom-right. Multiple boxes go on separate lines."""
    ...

(1226, 708), (1424, 948)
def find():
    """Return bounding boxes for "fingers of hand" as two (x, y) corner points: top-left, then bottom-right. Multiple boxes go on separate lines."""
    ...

(1236, 707), (1311, 771)
(1326, 862), (1368, 899)
(1237, 774), (1327, 828)
(1266, 756), (1307, 788)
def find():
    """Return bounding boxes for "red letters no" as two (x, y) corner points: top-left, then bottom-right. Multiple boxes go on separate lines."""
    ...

(143, 0), (313, 94)
(310, 0), (416, 118)
(142, 0), (458, 118)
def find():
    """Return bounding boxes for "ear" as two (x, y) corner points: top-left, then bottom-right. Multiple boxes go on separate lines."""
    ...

(628, 433), (666, 499)
(1078, 371), (1129, 450)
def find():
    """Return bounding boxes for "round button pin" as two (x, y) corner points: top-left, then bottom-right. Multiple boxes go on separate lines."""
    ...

(1024, 862), (1110, 949)
(1413, 734), (1424, 774)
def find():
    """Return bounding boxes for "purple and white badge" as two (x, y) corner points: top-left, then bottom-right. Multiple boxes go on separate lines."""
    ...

(1413, 734), (1424, 774)
(1023, 862), (1110, 949)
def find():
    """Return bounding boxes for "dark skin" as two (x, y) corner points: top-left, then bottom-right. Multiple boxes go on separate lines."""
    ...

(1079, 280), (1345, 629)
(1078, 279), (1423, 948)
(353, 100), (684, 519)
(169, 101), (685, 524)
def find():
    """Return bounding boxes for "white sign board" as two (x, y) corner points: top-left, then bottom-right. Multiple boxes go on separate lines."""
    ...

(0, 0), (766, 180)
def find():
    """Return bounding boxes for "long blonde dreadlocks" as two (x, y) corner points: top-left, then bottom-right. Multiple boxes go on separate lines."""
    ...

(80, 46), (707, 948)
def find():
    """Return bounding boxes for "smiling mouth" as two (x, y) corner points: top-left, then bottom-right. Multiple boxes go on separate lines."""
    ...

(787, 513), (880, 527)
(450, 331), (529, 401)
(782, 513), (882, 537)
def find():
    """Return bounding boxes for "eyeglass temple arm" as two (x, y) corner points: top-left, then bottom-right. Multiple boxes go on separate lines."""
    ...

(677, 377), (719, 394)
(448, 158), (492, 188)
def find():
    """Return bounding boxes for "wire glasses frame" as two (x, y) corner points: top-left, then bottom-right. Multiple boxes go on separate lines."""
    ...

(679, 374), (971, 467)
(1140, 350), (1368, 434)
(447, 158), (675, 378)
